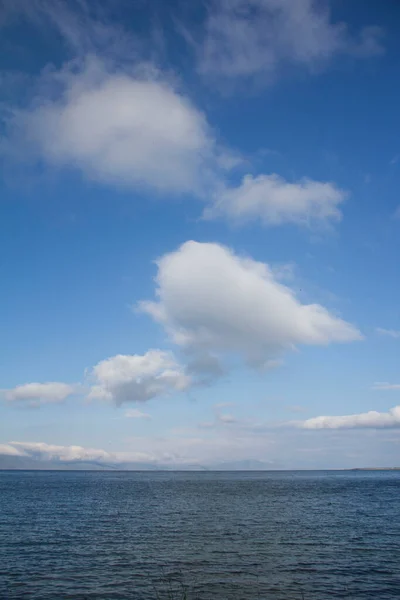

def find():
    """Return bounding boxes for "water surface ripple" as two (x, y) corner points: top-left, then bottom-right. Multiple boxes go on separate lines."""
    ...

(1, 470), (400, 599)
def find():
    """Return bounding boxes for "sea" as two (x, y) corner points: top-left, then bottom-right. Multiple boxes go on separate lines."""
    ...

(1, 470), (400, 599)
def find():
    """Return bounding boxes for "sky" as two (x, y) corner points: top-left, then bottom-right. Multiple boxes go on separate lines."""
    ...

(1, 0), (400, 469)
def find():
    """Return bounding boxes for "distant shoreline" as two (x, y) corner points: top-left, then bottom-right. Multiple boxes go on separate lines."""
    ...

(350, 467), (400, 471)
(1, 467), (400, 472)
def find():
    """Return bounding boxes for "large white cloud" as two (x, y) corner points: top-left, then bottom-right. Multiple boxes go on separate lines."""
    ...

(199, 0), (384, 84)
(140, 241), (361, 368)
(87, 350), (191, 405)
(302, 405), (400, 429)
(0, 0), (377, 235)
(7, 58), (218, 195)
(3, 47), (352, 230)
(3, 382), (76, 407)
(206, 174), (345, 227)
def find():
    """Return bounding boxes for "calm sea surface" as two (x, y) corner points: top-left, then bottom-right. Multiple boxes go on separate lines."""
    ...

(1, 470), (400, 599)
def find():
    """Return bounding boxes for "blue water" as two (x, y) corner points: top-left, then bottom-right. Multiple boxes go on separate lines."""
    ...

(1, 471), (400, 599)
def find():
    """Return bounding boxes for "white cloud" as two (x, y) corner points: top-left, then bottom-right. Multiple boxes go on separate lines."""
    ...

(4, 59), (350, 231)
(6, 57), (220, 195)
(302, 405), (400, 429)
(372, 382), (400, 391)
(10, 441), (112, 462)
(3, 382), (76, 407)
(140, 241), (362, 368)
(2, 27), (350, 232)
(125, 409), (152, 419)
(376, 328), (400, 339)
(0, 0), (377, 237)
(206, 174), (345, 227)
(6, 441), (155, 464)
(1, 2), (234, 200)
(199, 0), (384, 85)
(87, 350), (191, 405)
(0, 443), (26, 457)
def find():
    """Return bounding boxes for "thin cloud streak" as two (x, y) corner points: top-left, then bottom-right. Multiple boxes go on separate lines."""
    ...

(376, 327), (400, 339)
(198, 0), (384, 87)
(373, 382), (400, 391)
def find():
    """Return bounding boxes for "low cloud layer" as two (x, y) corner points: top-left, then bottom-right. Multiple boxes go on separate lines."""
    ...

(302, 405), (400, 429)
(87, 350), (191, 405)
(140, 240), (362, 369)
(0, 441), (154, 464)
(2, 425), (399, 469)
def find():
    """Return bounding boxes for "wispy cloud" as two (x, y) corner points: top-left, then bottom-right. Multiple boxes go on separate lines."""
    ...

(198, 0), (384, 88)
(372, 382), (400, 391)
(376, 327), (400, 339)
(125, 409), (152, 420)
(217, 413), (237, 424)
(0, 0), (142, 61)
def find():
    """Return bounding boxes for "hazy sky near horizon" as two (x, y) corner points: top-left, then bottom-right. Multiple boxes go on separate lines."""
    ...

(1, 0), (400, 469)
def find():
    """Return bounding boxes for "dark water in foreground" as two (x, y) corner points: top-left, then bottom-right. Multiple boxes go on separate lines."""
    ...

(1, 471), (400, 599)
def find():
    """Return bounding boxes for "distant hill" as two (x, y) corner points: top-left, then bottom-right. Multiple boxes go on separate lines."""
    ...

(0, 455), (113, 470)
(0, 455), (277, 471)
(0, 455), (161, 471)
(0, 454), (213, 471)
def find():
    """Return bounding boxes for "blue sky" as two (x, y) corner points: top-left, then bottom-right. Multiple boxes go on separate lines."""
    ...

(1, 0), (400, 469)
